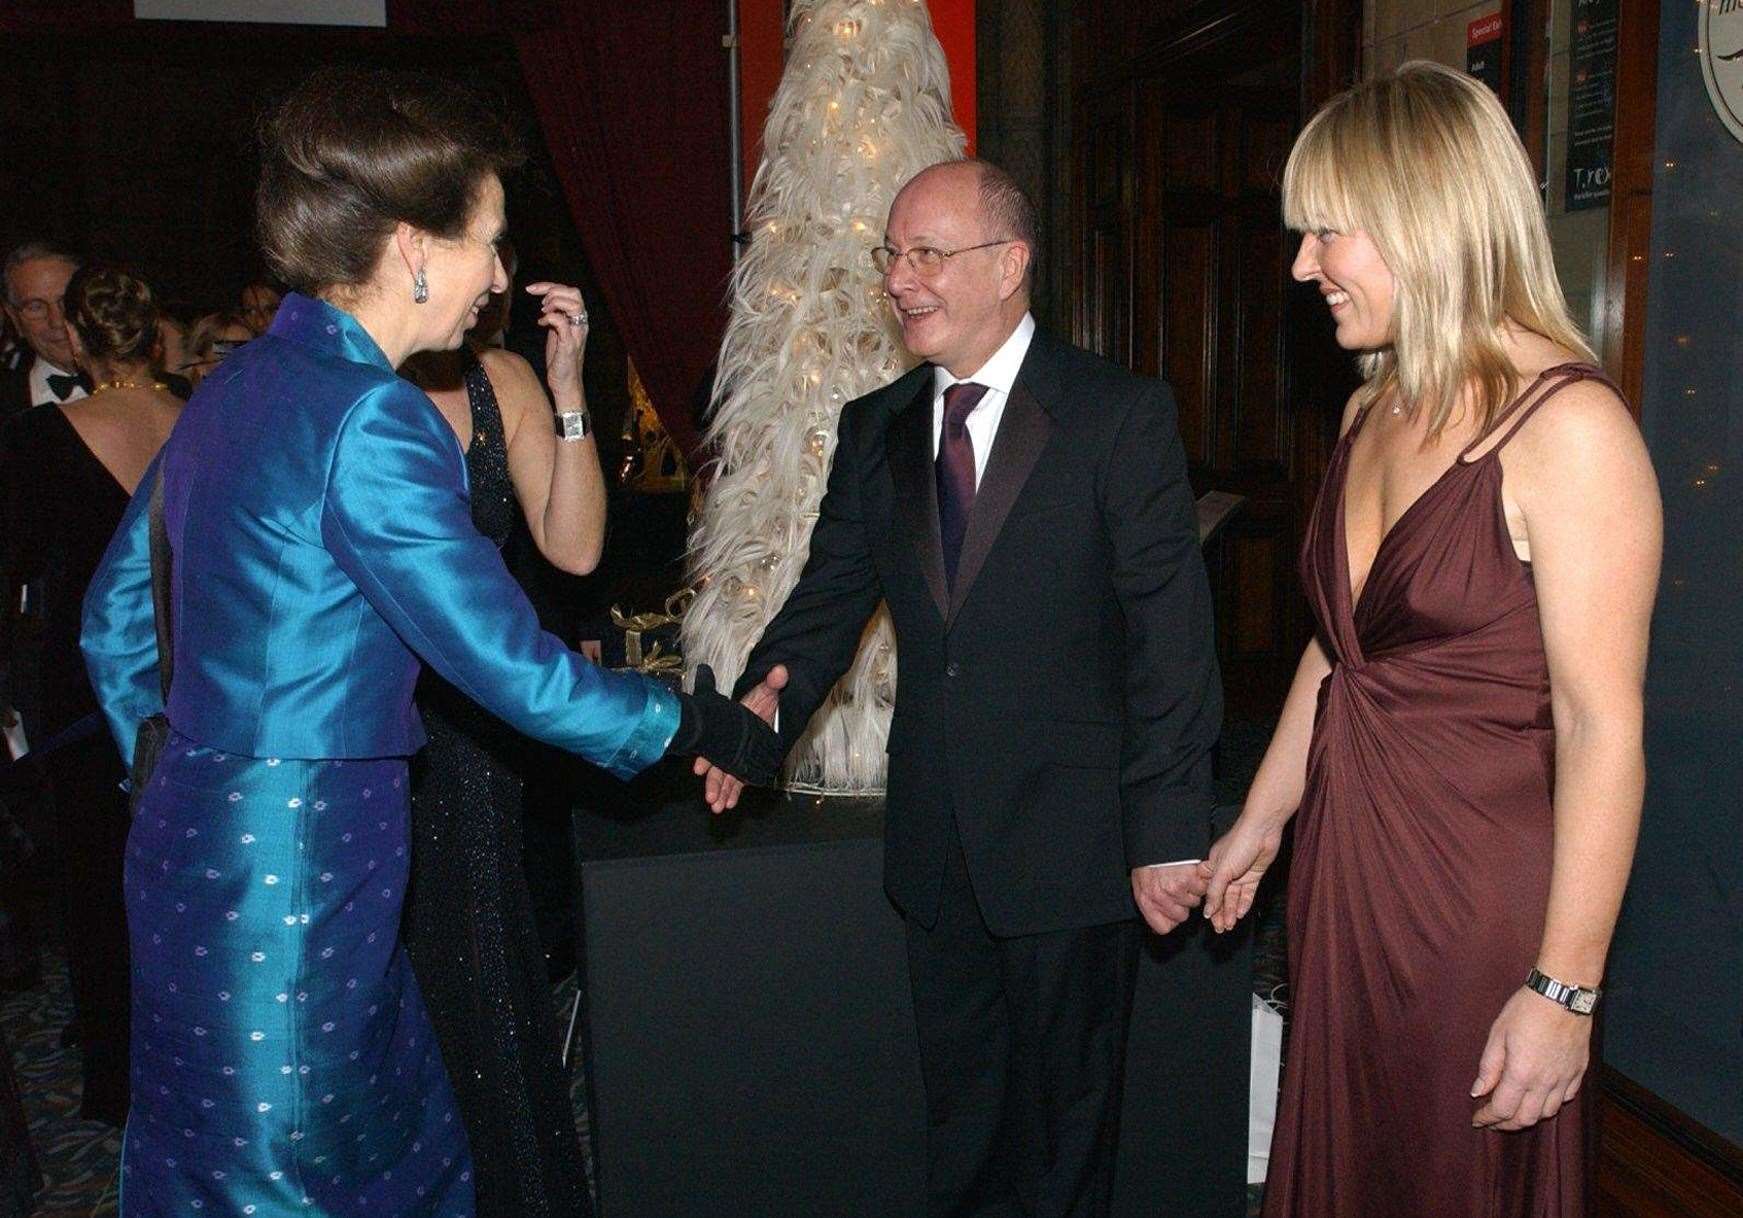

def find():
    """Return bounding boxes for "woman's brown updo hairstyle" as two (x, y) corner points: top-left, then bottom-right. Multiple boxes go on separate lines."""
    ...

(65, 265), (158, 365)
(256, 66), (527, 298)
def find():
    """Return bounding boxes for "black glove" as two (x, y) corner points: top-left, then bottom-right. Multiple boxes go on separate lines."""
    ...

(669, 664), (783, 787)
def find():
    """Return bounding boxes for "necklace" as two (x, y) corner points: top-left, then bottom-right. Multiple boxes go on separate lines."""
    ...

(90, 379), (167, 395)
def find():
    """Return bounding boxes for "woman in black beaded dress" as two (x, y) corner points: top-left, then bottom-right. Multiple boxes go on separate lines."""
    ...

(401, 268), (606, 1218)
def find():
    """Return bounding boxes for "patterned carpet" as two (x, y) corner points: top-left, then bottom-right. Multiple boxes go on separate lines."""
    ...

(2, 953), (121, 1217)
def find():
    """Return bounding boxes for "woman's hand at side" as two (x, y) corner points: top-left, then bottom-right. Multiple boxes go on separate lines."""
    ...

(1200, 634), (1333, 932)
(1470, 988), (1591, 1131)
(1200, 811), (1287, 934)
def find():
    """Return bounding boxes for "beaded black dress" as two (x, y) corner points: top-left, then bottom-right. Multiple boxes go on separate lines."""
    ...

(403, 350), (592, 1218)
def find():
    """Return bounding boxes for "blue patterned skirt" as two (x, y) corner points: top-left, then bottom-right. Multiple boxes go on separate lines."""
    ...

(120, 731), (473, 1217)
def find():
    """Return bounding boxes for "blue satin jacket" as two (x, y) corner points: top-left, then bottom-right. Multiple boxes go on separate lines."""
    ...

(82, 293), (679, 778)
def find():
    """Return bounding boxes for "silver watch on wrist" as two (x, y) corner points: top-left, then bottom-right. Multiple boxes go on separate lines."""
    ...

(1524, 967), (1601, 1015)
(554, 407), (592, 441)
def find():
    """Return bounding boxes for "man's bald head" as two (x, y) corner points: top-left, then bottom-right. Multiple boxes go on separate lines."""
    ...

(881, 159), (1037, 377)
(895, 159), (1038, 290)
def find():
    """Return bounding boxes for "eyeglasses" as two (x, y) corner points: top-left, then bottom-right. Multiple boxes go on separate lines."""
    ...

(9, 297), (63, 322)
(869, 239), (1016, 278)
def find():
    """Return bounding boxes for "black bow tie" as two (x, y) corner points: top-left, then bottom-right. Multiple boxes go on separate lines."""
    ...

(45, 372), (82, 401)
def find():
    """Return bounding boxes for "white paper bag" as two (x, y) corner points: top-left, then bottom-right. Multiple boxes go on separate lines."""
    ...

(1249, 994), (1284, 1185)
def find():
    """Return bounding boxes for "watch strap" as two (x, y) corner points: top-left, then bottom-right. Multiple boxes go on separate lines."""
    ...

(1525, 967), (1600, 1015)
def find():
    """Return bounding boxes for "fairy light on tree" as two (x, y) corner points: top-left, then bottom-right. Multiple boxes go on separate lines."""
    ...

(682, 0), (964, 794)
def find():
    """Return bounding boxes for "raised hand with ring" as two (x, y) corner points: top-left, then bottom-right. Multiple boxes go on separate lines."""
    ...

(525, 281), (589, 406)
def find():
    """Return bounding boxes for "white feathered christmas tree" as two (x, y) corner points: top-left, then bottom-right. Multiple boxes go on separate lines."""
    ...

(682, 0), (966, 793)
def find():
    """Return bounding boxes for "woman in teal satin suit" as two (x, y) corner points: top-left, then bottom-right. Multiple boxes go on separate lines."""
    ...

(80, 68), (777, 1218)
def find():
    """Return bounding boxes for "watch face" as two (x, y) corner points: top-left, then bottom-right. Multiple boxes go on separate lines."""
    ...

(1571, 991), (1597, 1015)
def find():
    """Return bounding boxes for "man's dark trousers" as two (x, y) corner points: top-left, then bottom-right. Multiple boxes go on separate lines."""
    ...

(909, 806), (1141, 1217)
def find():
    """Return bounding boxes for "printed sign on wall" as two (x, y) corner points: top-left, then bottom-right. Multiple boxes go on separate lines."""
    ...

(1700, 0), (1743, 144)
(1566, 0), (1619, 210)
(1466, 12), (1504, 97)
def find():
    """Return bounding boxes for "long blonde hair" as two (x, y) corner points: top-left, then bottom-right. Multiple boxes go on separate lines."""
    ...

(1282, 60), (1594, 437)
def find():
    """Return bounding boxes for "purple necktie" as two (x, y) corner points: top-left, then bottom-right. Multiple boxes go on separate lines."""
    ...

(936, 381), (988, 589)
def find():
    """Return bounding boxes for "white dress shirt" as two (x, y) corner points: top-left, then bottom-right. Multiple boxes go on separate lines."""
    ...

(27, 357), (86, 407)
(930, 312), (1035, 485)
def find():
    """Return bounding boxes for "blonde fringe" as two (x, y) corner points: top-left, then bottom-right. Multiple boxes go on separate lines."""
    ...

(1282, 60), (1594, 438)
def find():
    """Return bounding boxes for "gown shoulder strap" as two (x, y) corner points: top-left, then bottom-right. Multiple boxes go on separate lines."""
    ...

(459, 347), (506, 451)
(1344, 389), (1385, 443)
(1459, 362), (1621, 461)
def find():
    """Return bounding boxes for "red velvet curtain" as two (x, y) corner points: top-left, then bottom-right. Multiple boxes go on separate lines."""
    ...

(411, 0), (736, 462)
(510, 5), (733, 466)
(406, 0), (733, 461)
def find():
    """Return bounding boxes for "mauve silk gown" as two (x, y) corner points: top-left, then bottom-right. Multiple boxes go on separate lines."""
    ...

(1263, 364), (1615, 1218)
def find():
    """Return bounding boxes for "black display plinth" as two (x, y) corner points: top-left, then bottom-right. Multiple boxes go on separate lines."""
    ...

(573, 764), (1250, 1217)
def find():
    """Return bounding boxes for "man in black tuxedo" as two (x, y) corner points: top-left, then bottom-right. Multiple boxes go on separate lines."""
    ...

(2, 242), (87, 766)
(701, 160), (1222, 1216)
(1, 243), (86, 419)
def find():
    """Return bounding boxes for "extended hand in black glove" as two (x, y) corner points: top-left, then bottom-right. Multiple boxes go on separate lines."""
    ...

(669, 664), (783, 789)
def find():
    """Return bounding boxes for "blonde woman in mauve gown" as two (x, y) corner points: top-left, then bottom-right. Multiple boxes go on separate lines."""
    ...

(1201, 61), (1661, 1218)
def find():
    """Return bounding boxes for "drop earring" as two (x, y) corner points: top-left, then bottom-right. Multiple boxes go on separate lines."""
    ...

(412, 271), (429, 304)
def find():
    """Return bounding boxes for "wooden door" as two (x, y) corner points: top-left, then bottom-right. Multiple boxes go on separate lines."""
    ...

(1079, 87), (1135, 370)
(1073, 4), (1355, 711)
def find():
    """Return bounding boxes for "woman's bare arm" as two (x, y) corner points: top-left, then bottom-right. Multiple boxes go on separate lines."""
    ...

(489, 328), (607, 576)
(1470, 377), (1661, 1132)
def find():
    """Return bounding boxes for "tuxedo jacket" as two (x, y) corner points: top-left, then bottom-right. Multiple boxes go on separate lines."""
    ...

(739, 328), (1223, 936)
(0, 364), (89, 420)
(0, 367), (32, 420)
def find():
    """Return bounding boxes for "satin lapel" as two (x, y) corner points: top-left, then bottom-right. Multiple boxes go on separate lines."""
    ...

(948, 381), (1051, 622)
(886, 377), (950, 621)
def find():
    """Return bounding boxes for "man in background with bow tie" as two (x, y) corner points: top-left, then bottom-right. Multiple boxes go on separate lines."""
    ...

(2, 243), (87, 419)
(703, 159), (1223, 1218)
(0, 242), (86, 855)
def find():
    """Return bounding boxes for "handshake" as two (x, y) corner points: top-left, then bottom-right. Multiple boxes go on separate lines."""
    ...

(668, 664), (786, 809)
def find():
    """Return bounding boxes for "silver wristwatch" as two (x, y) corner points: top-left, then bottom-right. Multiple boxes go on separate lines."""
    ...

(1524, 967), (1601, 1015)
(554, 407), (592, 441)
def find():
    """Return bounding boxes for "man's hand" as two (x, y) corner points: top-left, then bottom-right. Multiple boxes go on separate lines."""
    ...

(1199, 813), (1285, 934)
(1470, 987), (1592, 1131)
(693, 664), (787, 813)
(1131, 863), (1208, 935)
